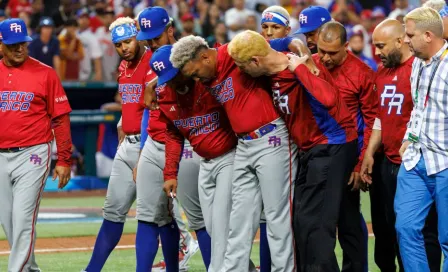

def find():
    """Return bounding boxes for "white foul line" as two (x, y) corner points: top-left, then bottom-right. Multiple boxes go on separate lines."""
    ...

(0, 235), (375, 256)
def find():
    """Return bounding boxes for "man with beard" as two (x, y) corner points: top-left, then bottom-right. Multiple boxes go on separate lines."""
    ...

(361, 18), (441, 272)
(314, 21), (377, 272)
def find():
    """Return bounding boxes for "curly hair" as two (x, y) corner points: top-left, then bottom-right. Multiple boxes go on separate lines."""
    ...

(170, 35), (209, 69)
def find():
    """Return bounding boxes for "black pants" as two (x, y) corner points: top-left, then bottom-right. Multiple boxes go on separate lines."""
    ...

(369, 155), (441, 272)
(294, 140), (358, 272)
(338, 185), (364, 272)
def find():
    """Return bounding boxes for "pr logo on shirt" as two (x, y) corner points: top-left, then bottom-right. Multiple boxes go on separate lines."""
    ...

(268, 136), (281, 147)
(183, 149), (193, 159)
(209, 77), (235, 104)
(173, 111), (220, 136)
(30, 154), (42, 165)
(381, 85), (404, 115)
(0, 91), (35, 112)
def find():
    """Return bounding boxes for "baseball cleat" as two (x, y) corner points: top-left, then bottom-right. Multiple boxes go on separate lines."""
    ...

(180, 239), (199, 269)
(151, 251), (189, 272)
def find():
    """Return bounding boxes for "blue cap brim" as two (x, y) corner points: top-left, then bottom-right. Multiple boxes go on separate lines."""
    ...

(137, 27), (165, 41)
(157, 68), (180, 86)
(294, 25), (319, 35)
(3, 36), (32, 45)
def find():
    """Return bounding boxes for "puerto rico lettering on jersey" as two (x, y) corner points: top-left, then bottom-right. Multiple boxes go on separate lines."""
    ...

(118, 83), (142, 104)
(173, 111), (220, 136)
(0, 91), (35, 112)
(209, 77), (235, 104)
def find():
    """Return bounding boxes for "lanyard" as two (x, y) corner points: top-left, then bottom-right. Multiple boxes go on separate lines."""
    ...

(414, 49), (448, 108)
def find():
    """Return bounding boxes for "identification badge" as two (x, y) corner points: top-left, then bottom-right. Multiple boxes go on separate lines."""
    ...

(408, 109), (424, 143)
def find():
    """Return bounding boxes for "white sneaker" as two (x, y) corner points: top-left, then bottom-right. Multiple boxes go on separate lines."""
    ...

(180, 239), (199, 269)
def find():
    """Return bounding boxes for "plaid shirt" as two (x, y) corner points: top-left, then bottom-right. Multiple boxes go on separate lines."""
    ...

(403, 42), (448, 175)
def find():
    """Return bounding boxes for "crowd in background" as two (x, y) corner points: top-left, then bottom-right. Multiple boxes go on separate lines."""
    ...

(0, 0), (444, 82)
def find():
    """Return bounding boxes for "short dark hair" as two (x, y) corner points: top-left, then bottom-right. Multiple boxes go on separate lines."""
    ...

(318, 21), (347, 45)
(64, 18), (79, 27)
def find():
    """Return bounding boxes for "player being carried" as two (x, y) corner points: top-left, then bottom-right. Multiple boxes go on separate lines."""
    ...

(226, 30), (359, 271)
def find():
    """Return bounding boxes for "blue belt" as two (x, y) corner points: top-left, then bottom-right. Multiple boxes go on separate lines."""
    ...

(237, 124), (277, 140)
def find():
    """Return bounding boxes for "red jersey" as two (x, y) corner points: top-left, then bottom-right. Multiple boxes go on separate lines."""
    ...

(117, 50), (156, 135)
(272, 64), (357, 151)
(375, 56), (414, 164)
(314, 52), (378, 172)
(157, 82), (237, 180)
(203, 44), (280, 134)
(0, 58), (72, 148)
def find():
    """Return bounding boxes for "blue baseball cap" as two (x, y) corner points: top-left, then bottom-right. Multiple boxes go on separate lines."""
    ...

(39, 17), (54, 27)
(137, 7), (170, 41)
(440, 5), (448, 18)
(0, 18), (32, 45)
(111, 22), (138, 44)
(150, 45), (179, 86)
(294, 6), (331, 35)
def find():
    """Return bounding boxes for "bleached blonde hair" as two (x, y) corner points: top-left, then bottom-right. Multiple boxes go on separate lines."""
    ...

(227, 30), (270, 62)
(423, 0), (446, 12)
(404, 7), (444, 37)
(262, 5), (291, 22)
(109, 17), (135, 31)
(170, 35), (209, 69)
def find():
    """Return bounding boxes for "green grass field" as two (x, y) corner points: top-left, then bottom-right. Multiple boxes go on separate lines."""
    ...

(0, 194), (382, 271)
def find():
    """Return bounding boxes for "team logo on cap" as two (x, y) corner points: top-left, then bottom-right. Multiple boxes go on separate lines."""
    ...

(10, 23), (22, 33)
(115, 26), (125, 36)
(153, 61), (165, 71)
(263, 12), (274, 20)
(299, 14), (307, 24)
(141, 18), (151, 28)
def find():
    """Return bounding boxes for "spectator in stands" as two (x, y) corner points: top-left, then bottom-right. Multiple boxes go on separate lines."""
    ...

(329, 0), (363, 26)
(371, 6), (387, 31)
(18, 11), (32, 35)
(180, 13), (199, 37)
(6, 0), (33, 18)
(348, 28), (378, 71)
(202, 4), (223, 38)
(389, 0), (411, 20)
(119, 1), (135, 19)
(58, 18), (84, 80)
(206, 21), (229, 47)
(52, 0), (76, 33)
(440, 6), (448, 40)
(195, 0), (210, 26)
(245, 14), (259, 32)
(29, 0), (44, 30)
(0, 9), (6, 21)
(225, 0), (254, 39)
(77, 8), (103, 81)
(28, 17), (62, 77)
(96, 7), (119, 81)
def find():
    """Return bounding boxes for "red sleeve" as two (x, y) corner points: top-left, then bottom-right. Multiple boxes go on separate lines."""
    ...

(294, 64), (337, 108)
(52, 114), (73, 167)
(46, 69), (72, 119)
(160, 111), (185, 181)
(355, 69), (379, 172)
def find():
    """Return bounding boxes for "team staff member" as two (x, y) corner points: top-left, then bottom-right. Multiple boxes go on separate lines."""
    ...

(227, 30), (358, 272)
(149, 45), (237, 271)
(171, 35), (298, 272)
(361, 19), (441, 272)
(396, 7), (448, 271)
(134, 7), (210, 271)
(0, 18), (72, 272)
(313, 21), (377, 272)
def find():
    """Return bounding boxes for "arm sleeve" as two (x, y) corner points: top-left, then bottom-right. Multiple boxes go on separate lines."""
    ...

(268, 37), (293, 52)
(140, 108), (149, 150)
(161, 112), (185, 181)
(52, 114), (72, 167)
(355, 69), (379, 172)
(293, 64), (337, 108)
(47, 69), (72, 118)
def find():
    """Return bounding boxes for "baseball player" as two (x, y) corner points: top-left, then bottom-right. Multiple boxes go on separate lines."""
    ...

(227, 30), (358, 271)
(149, 44), (238, 271)
(82, 17), (172, 272)
(171, 35), (298, 272)
(312, 21), (377, 272)
(0, 18), (72, 272)
(361, 19), (441, 272)
(134, 7), (210, 271)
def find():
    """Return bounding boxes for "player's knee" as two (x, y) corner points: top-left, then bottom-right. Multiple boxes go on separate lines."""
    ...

(103, 207), (128, 223)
